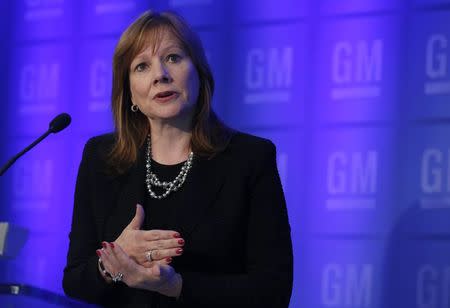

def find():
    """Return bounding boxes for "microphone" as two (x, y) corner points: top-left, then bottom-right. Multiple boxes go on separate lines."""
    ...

(0, 113), (71, 176)
(48, 113), (71, 133)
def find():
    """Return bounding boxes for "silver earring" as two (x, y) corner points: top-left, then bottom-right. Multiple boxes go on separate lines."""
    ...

(131, 104), (139, 112)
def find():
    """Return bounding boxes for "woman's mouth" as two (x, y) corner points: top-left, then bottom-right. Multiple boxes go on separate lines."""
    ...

(153, 91), (179, 103)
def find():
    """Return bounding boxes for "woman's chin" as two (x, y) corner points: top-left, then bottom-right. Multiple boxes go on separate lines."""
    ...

(146, 109), (193, 124)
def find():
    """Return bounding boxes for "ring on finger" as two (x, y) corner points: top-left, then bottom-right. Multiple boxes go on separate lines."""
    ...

(145, 250), (154, 262)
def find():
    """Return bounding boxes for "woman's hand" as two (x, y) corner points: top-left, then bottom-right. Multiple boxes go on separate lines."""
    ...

(97, 242), (183, 298)
(114, 204), (184, 267)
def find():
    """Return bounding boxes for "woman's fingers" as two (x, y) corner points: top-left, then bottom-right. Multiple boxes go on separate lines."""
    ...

(111, 241), (134, 263)
(132, 238), (184, 265)
(98, 243), (120, 277)
(140, 247), (182, 267)
(112, 229), (183, 267)
(101, 242), (143, 286)
(144, 238), (184, 251)
(142, 230), (181, 241)
(145, 247), (183, 262)
(142, 257), (173, 268)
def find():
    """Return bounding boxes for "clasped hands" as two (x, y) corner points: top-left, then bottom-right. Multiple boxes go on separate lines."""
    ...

(96, 204), (184, 298)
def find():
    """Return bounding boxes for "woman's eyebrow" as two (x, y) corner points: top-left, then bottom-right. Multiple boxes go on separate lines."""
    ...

(131, 54), (149, 66)
(159, 43), (184, 53)
(132, 44), (184, 64)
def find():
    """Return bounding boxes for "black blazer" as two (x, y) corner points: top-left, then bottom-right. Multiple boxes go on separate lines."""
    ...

(63, 132), (293, 308)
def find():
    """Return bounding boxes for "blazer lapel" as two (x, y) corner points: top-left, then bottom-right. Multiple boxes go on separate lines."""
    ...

(175, 152), (229, 237)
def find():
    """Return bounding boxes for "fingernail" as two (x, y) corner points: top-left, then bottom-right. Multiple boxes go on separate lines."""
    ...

(96, 249), (102, 257)
(173, 233), (181, 238)
(178, 239), (185, 245)
(176, 248), (183, 255)
(101, 242), (107, 249)
(109, 242), (115, 249)
(166, 257), (172, 263)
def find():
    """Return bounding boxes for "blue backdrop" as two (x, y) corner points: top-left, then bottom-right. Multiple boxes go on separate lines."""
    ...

(1, 1), (450, 307)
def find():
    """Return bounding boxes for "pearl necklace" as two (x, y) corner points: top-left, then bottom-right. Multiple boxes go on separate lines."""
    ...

(145, 137), (194, 199)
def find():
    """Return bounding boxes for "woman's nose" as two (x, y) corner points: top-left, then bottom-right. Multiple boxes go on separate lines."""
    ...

(153, 62), (172, 85)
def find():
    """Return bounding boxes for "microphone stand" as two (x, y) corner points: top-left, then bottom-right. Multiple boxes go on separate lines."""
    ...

(0, 114), (69, 255)
(0, 130), (51, 176)
(0, 113), (89, 306)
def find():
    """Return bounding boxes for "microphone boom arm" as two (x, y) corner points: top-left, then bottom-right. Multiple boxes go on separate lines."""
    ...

(0, 130), (51, 176)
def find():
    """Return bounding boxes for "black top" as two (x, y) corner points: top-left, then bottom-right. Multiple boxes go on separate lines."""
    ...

(63, 132), (293, 308)
(143, 159), (189, 231)
(143, 160), (190, 308)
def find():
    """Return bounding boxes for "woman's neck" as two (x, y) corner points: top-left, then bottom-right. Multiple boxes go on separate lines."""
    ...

(148, 119), (192, 165)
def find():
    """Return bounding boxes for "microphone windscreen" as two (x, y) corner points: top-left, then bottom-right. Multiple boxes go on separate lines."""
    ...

(48, 113), (71, 133)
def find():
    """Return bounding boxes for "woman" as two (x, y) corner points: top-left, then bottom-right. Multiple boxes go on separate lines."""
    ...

(63, 10), (293, 308)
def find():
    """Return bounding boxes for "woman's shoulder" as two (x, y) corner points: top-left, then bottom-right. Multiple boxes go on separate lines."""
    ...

(223, 131), (277, 168)
(85, 133), (116, 148)
(228, 131), (276, 155)
(81, 133), (116, 163)
(220, 131), (277, 175)
(84, 133), (115, 150)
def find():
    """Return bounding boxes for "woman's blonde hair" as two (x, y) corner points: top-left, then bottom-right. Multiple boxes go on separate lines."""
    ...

(109, 10), (232, 174)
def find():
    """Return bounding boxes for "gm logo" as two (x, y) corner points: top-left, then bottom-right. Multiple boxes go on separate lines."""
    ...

(94, 0), (136, 15)
(424, 34), (450, 95)
(19, 62), (60, 114)
(416, 264), (450, 308)
(321, 263), (373, 307)
(244, 47), (293, 104)
(331, 40), (383, 100)
(420, 148), (450, 209)
(326, 151), (378, 210)
(13, 159), (53, 209)
(24, 0), (65, 21)
(88, 59), (110, 112)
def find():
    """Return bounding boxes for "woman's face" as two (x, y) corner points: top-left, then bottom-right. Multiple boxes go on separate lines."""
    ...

(129, 31), (200, 123)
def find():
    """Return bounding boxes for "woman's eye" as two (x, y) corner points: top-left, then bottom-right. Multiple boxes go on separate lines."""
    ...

(135, 63), (148, 72)
(167, 54), (181, 63)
